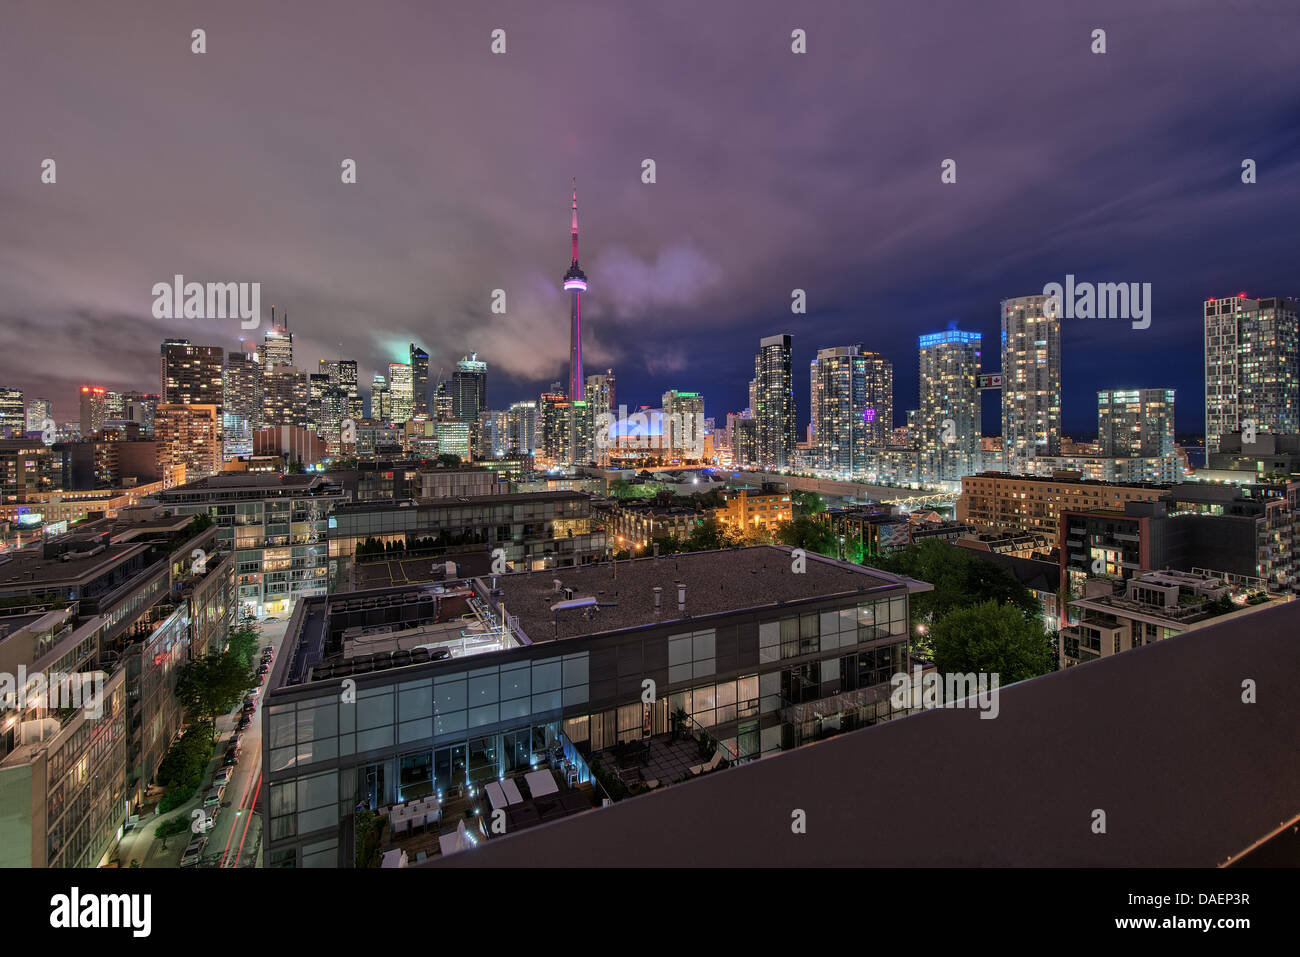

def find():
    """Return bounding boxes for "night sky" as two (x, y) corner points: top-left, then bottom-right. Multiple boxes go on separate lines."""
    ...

(3, 0), (1298, 435)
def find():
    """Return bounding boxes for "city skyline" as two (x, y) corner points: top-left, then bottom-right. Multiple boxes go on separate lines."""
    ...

(4, 2), (1299, 431)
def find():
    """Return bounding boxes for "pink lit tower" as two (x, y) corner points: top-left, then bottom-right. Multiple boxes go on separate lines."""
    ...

(562, 180), (588, 400)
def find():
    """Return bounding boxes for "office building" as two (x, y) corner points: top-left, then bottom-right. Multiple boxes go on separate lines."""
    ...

(371, 375), (392, 424)
(435, 421), (471, 462)
(754, 334), (795, 468)
(262, 314), (293, 372)
(410, 344), (430, 418)
(320, 359), (363, 422)
(0, 388), (23, 438)
(452, 353), (487, 422)
(1204, 295), (1299, 454)
(24, 397), (52, 436)
(388, 362), (414, 425)
(1001, 295), (1061, 471)
(262, 366), (309, 430)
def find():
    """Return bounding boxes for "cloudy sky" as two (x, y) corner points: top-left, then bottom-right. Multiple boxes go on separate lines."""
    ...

(2, 0), (1298, 433)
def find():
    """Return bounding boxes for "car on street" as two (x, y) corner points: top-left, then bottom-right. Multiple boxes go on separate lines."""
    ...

(180, 837), (206, 867)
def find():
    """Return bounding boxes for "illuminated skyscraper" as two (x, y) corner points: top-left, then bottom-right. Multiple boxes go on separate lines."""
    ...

(507, 400), (538, 455)
(662, 389), (705, 457)
(155, 403), (221, 481)
(410, 344), (430, 417)
(1001, 294), (1062, 472)
(452, 353), (487, 422)
(754, 334), (795, 468)
(79, 386), (108, 436)
(1204, 295), (1299, 454)
(25, 397), (52, 435)
(160, 339), (224, 408)
(261, 366), (309, 429)
(388, 362), (414, 424)
(0, 388), (23, 438)
(1099, 388), (1176, 458)
(811, 345), (870, 474)
(563, 183), (588, 401)
(320, 358), (362, 421)
(919, 329), (983, 482)
(371, 374), (392, 424)
(262, 309), (293, 372)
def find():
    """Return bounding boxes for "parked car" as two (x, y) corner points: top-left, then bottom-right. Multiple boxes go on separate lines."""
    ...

(214, 769), (231, 787)
(222, 750), (237, 767)
(237, 715), (251, 731)
(180, 838), (206, 867)
(203, 788), (223, 808)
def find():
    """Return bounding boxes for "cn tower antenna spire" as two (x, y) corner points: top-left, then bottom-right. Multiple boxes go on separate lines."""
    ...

(571, 178), (579, 264)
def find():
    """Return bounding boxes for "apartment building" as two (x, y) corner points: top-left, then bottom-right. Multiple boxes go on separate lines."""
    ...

(261, 545), (929, 867)
(152, 473), (347, 619)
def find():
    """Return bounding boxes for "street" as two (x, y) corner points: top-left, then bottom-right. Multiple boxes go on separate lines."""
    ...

(113, 617), (290, 869)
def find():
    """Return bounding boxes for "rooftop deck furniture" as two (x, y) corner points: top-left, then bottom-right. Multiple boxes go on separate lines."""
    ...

(524, 769), (560, 798)
(501, 778), (524, 805)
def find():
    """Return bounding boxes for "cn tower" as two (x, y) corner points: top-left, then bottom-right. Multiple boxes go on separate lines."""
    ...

(562, 181), (588, 400)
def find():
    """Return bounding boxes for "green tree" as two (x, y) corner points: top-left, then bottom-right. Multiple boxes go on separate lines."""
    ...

(874, 539), (1040, 626)
(928, 599), (1052, 683)
(791, 490), (827, 517)
(155, 816), (191, 850)
(437, 453), (462, 468)
(775, 515), (835, 555)
(175, 653), (256, 734)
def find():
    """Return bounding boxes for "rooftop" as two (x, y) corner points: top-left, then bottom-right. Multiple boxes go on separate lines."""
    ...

(492, 545), (921, 642)
(155, 473), (330, 494)
(432, 600), (1300, 867)
(333, 490), (590, 514)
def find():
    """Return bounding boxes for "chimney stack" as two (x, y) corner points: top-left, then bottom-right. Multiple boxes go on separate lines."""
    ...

(653, 586), (662, 611)
(677, 582), (686, 611)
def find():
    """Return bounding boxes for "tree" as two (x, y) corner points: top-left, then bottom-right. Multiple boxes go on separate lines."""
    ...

(873, 539), (1041, 626)
(775, 516), (835, 555)
(791, 490), (827, 517)
(175, 652), (256, 734)
(927, 599), (1052, 683)
(437, 453), (462, 468)
(155, 816), (191, 850)
(685, 517), (744, 551)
